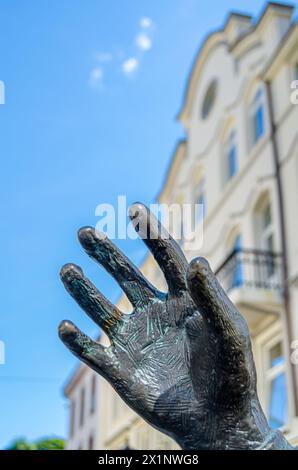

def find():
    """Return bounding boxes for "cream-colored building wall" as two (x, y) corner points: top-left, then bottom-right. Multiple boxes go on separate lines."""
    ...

(66, 367), (102, 450)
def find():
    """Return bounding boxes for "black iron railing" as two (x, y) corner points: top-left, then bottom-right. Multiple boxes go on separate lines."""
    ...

(215, 249), (283, 294)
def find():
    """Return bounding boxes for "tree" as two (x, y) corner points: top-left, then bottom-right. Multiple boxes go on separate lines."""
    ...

(7, 437), (64, 450)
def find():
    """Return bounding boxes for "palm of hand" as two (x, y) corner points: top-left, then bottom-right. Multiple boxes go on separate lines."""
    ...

(59, 203), (266, 449)
(106, 292), (204, 438)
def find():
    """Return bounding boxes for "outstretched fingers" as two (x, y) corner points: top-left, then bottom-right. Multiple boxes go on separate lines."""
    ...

(129, 203), (188, 295)
(78, 227), (159, 308)
(58, 320), (117, 379)
(60, 263), (122, 335)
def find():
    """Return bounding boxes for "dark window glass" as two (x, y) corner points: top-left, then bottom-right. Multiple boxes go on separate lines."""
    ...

(89, 434), (94, 450)
(224, 130), (238, 182)
(90, 375), (96, 414)
(201, 80), (217, 119)
(80, 388), (85, 427)
(251, 89), (265, 144)
(268, 344), (287, 429)
(70, 400), (75, 437)
(231, 235), (243, 288)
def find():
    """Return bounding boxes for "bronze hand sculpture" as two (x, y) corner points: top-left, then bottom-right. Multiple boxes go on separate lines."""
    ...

(59, 203), (294, 450)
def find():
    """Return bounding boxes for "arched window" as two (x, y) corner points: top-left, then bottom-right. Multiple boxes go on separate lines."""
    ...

(223, 129), (238, 183)
(249, 88), (266, 146)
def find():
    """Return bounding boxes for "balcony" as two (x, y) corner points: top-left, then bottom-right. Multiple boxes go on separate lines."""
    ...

(215, 249), (284, 332)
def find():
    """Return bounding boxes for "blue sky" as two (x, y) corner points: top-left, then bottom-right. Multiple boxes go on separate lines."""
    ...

(0, 0), (297, 448)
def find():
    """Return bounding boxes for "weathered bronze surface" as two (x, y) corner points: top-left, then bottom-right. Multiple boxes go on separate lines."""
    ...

(59, 203), (294, 450)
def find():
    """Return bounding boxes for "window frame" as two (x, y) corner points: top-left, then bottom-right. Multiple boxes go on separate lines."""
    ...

(254, 325), (289, 431)
(223, 129), (238, 185)
(264, 336), (287, 429)
(249, 87), (266, 148)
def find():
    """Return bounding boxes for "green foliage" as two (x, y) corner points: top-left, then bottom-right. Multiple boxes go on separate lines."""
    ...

(7, 438), (36, 450)
(36, 438), (64, 450)
(7, 437), (64, 450)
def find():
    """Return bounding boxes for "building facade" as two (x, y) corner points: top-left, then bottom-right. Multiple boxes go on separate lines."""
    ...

(64, 2), (298, 448)
(64, 362), (102, 449)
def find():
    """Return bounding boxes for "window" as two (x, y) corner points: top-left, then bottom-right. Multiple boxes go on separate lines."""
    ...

(265, 340), (288, 429)
(249, 88), (265, 146)
(88, 433), (94, 450)
(201, 80), (217, 119)
(261, 202), (274, 250)
(90, 375), (96, 414)
(70, 400), (75, 437)
(260, 201), (275, 277)
(79, 387), (85, 427)
(195, 179), (205, 223)
(223, 130), (238, 183)
(254, 194), (277, 284)
(224, 233), (243, 292)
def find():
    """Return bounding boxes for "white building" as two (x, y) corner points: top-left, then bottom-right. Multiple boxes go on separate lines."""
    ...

(64, 2), (298, 448)
(64, 363), (102, 449)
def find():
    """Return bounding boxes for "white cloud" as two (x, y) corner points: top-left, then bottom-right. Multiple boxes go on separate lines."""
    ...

(140, 17), (153, 29)
(135, 33), (152, 51)
(96, 52), (113, 63)
(89, 67), (103, 87)
(122, 57), (139, 75)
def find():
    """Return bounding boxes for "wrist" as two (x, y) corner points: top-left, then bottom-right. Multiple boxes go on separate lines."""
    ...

(175, 399), (295, 450)
(178, 427), (294, 450)
(255, 429), (295, 450)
